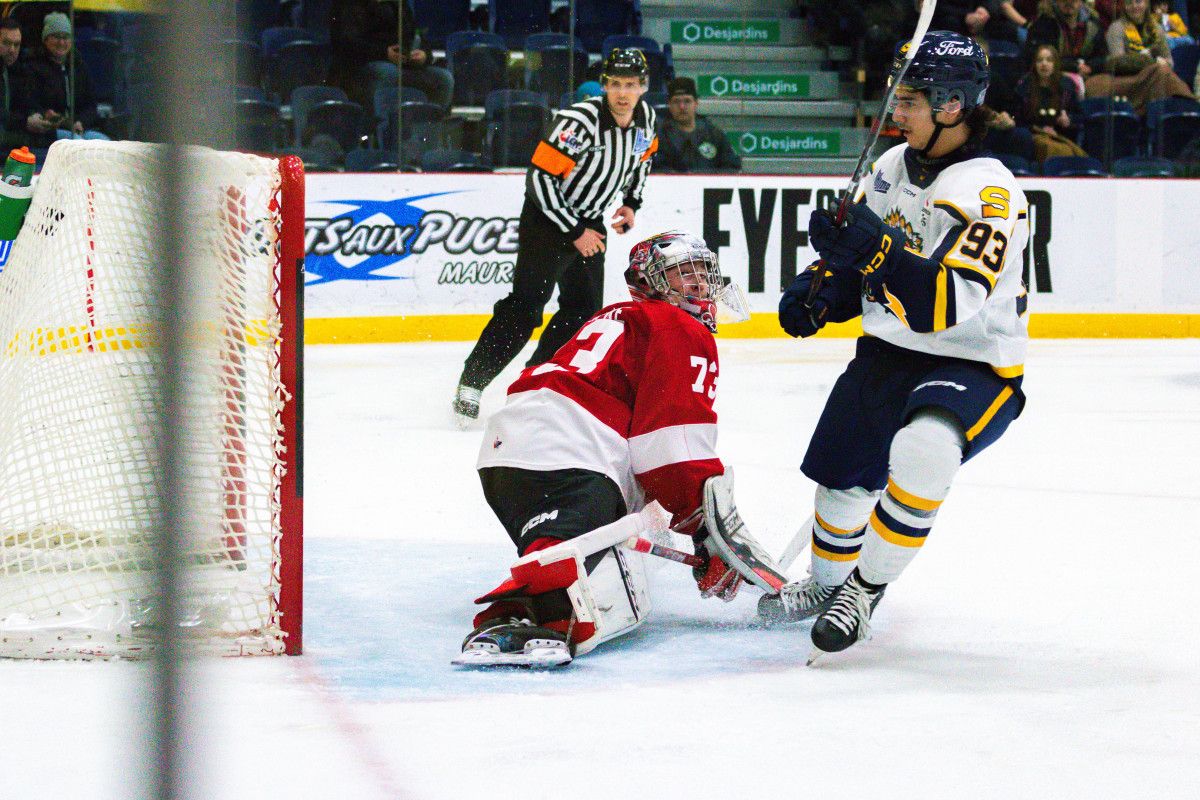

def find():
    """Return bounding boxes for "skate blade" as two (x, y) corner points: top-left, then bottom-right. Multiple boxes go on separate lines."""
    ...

(451, 647), (572, 669)
(805, 646), (825, 667)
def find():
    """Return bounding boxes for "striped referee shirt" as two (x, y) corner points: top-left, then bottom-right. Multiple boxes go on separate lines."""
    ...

(526, 96), (658, 240)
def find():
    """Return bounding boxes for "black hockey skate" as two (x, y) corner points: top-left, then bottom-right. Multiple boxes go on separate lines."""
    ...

(757, 576), (837, 624)
(808, 570), (886, 661)
(452, 384), (481, 429)
(451, 617), (572, 668)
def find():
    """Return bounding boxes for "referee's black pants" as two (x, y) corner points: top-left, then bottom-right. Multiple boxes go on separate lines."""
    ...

(459, 200), (606, 390)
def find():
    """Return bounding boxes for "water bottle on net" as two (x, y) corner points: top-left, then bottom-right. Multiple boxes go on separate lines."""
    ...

(0, 146), (36, 270)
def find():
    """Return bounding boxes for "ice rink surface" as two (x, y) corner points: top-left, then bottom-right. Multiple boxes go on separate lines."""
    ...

(4, 336), (1199, 799)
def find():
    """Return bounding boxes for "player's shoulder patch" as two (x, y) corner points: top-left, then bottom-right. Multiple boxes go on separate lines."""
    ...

(932, 158), (1025, 225)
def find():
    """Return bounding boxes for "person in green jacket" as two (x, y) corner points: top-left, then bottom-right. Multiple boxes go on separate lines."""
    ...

(654, 77), (741, 173)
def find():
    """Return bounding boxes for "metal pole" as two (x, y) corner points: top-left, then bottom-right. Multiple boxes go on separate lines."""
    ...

(397, 2), (404, 166)
(146, 3), (234, 799)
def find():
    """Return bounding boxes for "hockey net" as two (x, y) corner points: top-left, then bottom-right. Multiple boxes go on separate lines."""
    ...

(0, 140), (304, 658)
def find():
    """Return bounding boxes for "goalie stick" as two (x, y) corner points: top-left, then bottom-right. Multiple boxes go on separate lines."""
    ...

(805, 0), (938, 309)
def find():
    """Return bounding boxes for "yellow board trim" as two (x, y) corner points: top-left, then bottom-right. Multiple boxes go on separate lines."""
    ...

(870, 511), (926, 548)
(966, 385), (1015, 442)
(812, 541), (861, 562)
(886, 477), (942, 512)
(302, 313), (1200, 344)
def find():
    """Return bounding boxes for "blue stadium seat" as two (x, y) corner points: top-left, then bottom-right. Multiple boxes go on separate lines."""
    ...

(1079, 110), (1142, 162)
(236, 85), (269, 102)
(1112, 156), (1176, 177)
(489, 0), (551, 50)
(1079, 97), (1136, 117)
(412, 0), (473, 50)
(1145, 97), (1200, 159)
(298, 0), (334, 45)
(421, 148), (491, 171)
(992, 152), (1038, 176)
(345, 148), (402, 172)
(239, 0), (284, 40)
(223, 38), (263, 87)
(374, 86), (430, 123)
(261, 26), (312, 59)
(644, 89), (668, 118)
(1042, 155), (1108, 176)
(576, 1), (640, 53)
(268, 41), (329, 104)
(77, 37), (122, 104)
(600, 34), (661, 54)
(291, 85), (350, 144)
(301, 100), (371, 152)
(235, 99), (282, 152)
(379, 101), (447, 163)
(525, 38), (589, 99)
(485, 89), (549, 117)
(446, 31), (509, 106)
(1172, 43), (1200, 89)
(484, 90), (551, 167)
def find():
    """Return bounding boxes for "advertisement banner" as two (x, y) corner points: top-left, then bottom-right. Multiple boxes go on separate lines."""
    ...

(304, 173), (1200, 336)
(669, 20), (781, 45)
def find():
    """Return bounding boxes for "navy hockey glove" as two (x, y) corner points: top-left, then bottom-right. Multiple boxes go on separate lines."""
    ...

(808, 204), (907, 280)
(778, 261), (838, 338)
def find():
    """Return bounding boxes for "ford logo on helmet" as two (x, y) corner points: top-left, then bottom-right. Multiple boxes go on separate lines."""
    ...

(934, 41), (978, 57)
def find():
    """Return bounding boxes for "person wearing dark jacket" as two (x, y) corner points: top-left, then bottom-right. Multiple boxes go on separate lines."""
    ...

(18, 13), (108, 147)
(0, 18), (29, 150)
(654, 78), (741, 173)
(329, 0), (454, 109)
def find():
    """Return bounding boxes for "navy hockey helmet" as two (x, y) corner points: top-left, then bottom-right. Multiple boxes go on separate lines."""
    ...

(889, 31), (990, 114)
(601, 47), (649, 84)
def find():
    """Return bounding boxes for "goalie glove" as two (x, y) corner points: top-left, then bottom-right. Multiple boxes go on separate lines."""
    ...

(700, 468), (788, 594)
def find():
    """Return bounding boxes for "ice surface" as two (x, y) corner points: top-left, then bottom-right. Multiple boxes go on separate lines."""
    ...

(3, 338), (1198, 799)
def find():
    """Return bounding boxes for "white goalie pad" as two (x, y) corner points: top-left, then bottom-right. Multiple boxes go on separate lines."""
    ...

(702, 469), (788, 594)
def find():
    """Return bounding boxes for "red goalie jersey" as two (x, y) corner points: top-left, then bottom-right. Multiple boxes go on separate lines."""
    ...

(476, 299), (723, 530)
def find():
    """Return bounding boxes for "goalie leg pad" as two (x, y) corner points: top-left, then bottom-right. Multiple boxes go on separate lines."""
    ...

(702, 469), (788, 593)
(470, 541), (651, 658)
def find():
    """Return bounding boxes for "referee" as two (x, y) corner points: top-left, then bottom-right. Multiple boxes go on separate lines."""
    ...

(453, 48), (658, 425)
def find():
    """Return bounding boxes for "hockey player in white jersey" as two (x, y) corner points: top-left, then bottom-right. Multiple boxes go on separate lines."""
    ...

(762, 31), (1029, 659)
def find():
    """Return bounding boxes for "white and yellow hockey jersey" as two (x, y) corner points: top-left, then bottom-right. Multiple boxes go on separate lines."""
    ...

(855, 143), (1029, 377)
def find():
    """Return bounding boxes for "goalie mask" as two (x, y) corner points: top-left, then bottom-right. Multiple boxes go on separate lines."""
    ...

(624, 231), (750, 332)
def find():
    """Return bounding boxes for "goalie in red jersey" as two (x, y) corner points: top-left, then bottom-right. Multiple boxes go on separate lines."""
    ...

(454, 231), (787, 668)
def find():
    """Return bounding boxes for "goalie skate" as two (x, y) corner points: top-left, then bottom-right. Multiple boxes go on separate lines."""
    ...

(757, 575), (836, 624)
(451, 618), (572, 668)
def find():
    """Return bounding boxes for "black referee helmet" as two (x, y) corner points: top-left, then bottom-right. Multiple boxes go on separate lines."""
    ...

(601, 47), (649, 83)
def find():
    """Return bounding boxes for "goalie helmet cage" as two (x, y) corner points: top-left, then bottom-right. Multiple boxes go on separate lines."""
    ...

(0, 140), (304, 658)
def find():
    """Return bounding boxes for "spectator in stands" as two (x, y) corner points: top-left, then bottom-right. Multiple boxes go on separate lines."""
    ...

(1151, 0), (1195, 49)
(654, 78), (741, 173)
(329, 0), (454, 109)
(986, 1), (1032, 42)
(1087, 0), (1196, 111)
(0, 18), (28, 150)
(18, 13), (108, 145)
(931, 1), (992, 35)
(1027, 0), (1108, 97)
(1015, 43), (1089, 161)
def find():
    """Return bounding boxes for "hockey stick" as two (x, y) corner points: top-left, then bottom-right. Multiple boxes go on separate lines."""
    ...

(776, 513), (815, 572)
(805, 0), (938, 309)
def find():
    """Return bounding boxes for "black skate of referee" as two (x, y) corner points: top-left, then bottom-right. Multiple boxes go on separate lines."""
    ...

(453, 48), (658, 425)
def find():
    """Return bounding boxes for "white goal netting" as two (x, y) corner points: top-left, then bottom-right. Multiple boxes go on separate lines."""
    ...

(0, 140), (297, 658)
